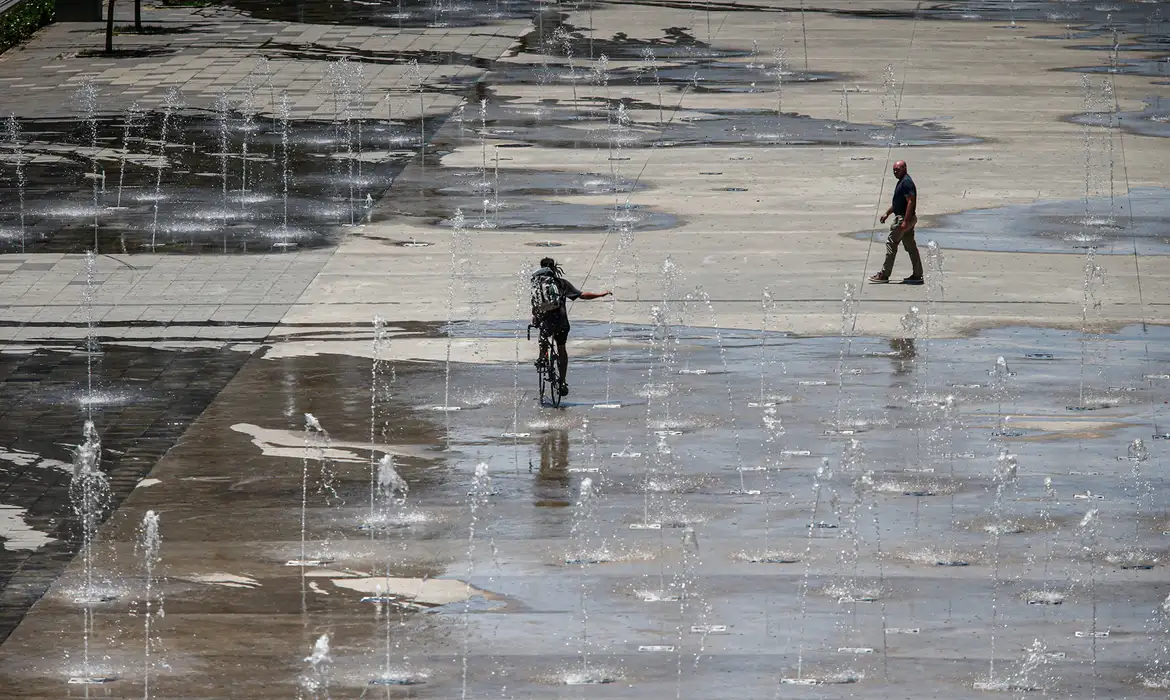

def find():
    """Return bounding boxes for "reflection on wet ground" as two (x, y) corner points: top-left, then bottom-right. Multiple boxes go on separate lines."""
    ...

(67, 319), (1163, 697)
(493, 61), (842, 92)
(471, 96), (980, 150)
(829, 1), (1170, 29)
(852, 188), (1170, 255)
(245, 318), (1170, 545)
(496, 34), (844, 94)
(0, 344), (253, 642)
(0, 2), (1163, 253)
(1063, 56), (1170, 77)
(0, 112), (442, 254)
(370, 162), (677, 231)
(1068, 96), (1170, 139)
(217, 0), (1170, 35)
(824, 0), (1170, 78)
(403, 164), (644, 197)
(260, 41), (497, 74)
(0, 6), (988, 254)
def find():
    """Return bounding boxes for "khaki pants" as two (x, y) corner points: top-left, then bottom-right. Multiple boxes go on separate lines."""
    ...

(881, 215), (923, 279)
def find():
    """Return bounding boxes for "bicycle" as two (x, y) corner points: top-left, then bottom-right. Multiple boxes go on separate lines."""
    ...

(528, 323), (564, 408)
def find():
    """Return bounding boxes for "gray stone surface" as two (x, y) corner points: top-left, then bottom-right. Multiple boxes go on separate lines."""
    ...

(1, 1), (1169, 698)
(0, 3), (525, 118)
(0, 0), (530, 654)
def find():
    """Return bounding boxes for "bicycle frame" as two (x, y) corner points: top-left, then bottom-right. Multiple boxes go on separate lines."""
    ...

(529, 323), (563, 407)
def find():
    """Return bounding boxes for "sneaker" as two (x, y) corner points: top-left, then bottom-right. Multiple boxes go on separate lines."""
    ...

(558, 382), (570, 396)
(868, 273), (890, 283)
(902, 276), (924, 285)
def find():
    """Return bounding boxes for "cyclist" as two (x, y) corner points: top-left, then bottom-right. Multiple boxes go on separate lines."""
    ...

(530, 257), (611, 396)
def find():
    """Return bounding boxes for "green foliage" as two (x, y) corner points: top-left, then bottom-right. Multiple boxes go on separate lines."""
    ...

(0, 0), (55, 54)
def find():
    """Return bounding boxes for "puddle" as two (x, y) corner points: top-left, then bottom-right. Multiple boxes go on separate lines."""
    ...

(557, 669), (620, 685)
(358, 154), (675, 232)
(36, 385), (155, 409)
(1063, 57), (1170, 78)
(369, 675), (426, 686)
(1024, 590), (1066, 605)
(564, 547), (653, 565)
(1067, 96), (1170, 139)
(875, 477), (959, 497)
(332, 576), (489, 607)
(831, 2), (1170, 28)
(419, 201), (677, 232)
(734, 550), (800, 564)
(494, 61), (844, 93)
(1105, 550), (1160, 569)
(853, 187), (1170, 254)
(899, 548), (976, 567)
(0, 113), (438, 254)
(406, 166), (646, 198)
(68, 675), (119, 685)
(823, 583), (882, 602)
(474, 96), (980, 150)
(781, 671), (861, 685)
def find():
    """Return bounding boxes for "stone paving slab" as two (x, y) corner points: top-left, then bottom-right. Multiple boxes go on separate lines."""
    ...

(0, 252), (331, 336)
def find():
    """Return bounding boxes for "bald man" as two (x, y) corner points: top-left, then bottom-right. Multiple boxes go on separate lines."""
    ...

(870, 160), (923, 284)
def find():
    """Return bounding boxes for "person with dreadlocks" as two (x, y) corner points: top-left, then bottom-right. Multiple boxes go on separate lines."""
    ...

(530, 257), (611, 397)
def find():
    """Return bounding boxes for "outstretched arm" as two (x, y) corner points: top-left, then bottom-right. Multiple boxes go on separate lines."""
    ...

(561, 279), (610, 301)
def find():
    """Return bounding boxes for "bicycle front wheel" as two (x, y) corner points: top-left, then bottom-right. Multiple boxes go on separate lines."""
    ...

(537, 353), (549, 406)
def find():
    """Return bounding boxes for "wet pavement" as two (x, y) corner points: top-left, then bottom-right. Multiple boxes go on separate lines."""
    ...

(1069, 95), (1170, 139)
(1, 113), (439, 254)
(1, 318), (1168, 697)
(0, 5), (983, 255)
(852, 187), (1170, 255)
(1063, 55), (1170, 78)
(465, 98), (981, 150)
(827, 1), (1170, 29)
(0, 343), (253, 642)
(2, 0), (1170, 698)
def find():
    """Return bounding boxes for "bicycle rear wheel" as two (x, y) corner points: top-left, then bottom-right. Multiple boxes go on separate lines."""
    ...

(546, 345), (563, 408)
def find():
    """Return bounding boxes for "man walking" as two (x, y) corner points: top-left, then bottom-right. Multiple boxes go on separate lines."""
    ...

(869, 160), (923, 285)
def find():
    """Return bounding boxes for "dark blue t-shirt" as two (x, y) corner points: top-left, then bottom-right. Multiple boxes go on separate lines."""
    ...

(892, 174), (917, 216)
